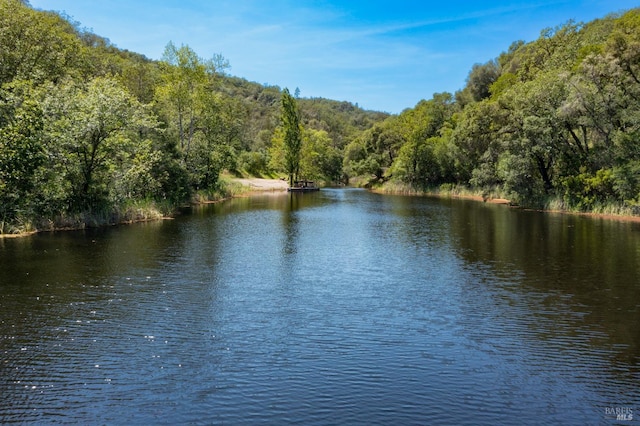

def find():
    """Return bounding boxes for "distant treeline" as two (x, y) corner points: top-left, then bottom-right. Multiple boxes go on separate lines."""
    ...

(1, 0), (639, 234)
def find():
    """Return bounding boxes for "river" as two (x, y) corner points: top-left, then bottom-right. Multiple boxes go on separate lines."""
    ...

(0, 188), (638, 424)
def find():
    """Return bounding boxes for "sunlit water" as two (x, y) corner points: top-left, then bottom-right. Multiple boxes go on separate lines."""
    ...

(1, 189), (638, 424)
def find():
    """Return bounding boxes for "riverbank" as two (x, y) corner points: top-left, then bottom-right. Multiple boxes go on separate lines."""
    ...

(369, 182), (510, 205)
(0, 177), (288, 239)
(4, 177), (639, 239)
(370, 181), (640, 224)
(0, 203), (171, 239)
(431, 191), (640, 223)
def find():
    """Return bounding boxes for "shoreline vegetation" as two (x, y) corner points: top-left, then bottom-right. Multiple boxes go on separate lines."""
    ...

(3, 177), (639, 240)
(0, 177), (288, 239)
(370, 180), (640, 223)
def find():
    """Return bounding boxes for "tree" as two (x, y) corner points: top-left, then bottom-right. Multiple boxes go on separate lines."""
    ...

(154, 42), (234, 191)
(0, 0), (83, 84)
(119, 57), (159, 103)
(390, 93), (455, 187)
(300, 128), (342, 183)
(0, 0), (393, 232)
(155, 42), (209, 164)
(43, 77), (158, 211)
(190, 92), (246, 189)
(450, 100), (500, 182)
(280, 88), (302, 186)
(517, 21), (582, 82)
(556, 11), (640, 207)
(465, 60), (501, 102)
(0, 80), (44, 229)
(489, 72), (570, 204)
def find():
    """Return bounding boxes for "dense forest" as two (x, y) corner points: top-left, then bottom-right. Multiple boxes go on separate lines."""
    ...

(1, 0), (639, 234)
(352, 7), (640, 214)
(0, 0), (388, 234)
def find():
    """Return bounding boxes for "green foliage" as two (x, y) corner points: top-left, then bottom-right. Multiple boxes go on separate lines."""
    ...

(42, 76), (159, 211)
(496, 153), (546, 206)
(153, 42), (244, 191)
(389, 93), (456, 187)
(464, 60), (501, 102)
(0, 80), (45, 224)
(237, 151), (269, 176)
(300, 128), (343, 183)
(450, 101), (499, 182)
(280, 88), (303, 186)
(489, 73), (517, 98)
(118, 57), (159, 103)
(560, 168), (616, 210)
(0, 0), (84, 84)
(155, 42), (210, 160)
(612, 161), (640, 202)
(271, 120), (344, 183)
(370, 7), (640, 213)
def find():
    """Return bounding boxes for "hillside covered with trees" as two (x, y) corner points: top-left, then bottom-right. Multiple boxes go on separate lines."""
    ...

(0, 0), (387, 234)
(1, 0), (639, 235)
(351, 8), (640, 215)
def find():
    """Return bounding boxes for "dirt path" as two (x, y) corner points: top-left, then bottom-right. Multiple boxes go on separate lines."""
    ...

(231, 178), (289, 191)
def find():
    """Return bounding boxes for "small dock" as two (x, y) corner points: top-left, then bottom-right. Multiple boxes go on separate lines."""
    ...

(287, 180), (320, 192)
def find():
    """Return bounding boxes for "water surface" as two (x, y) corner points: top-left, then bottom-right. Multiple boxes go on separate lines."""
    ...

(1, 189), (638, 424)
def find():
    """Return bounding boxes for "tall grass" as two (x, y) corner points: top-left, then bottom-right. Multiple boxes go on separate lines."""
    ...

(0, 215), (36, 236)
(191, 179), (246, 204)
(0, 177), (267, 237)
(376, 179), (640, 218)
(545, 195), (640, 216)
(375, 181), (494, 200)
(1, 199), (171, 237)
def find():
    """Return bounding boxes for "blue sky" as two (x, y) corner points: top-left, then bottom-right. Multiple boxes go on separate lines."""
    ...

(29, 0), (639, 113)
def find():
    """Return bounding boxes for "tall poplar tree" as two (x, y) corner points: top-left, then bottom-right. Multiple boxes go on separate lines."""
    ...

(280, 88), (302, 187)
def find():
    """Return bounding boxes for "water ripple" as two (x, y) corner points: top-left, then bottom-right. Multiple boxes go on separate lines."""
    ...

(1, 190), (638, 424)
